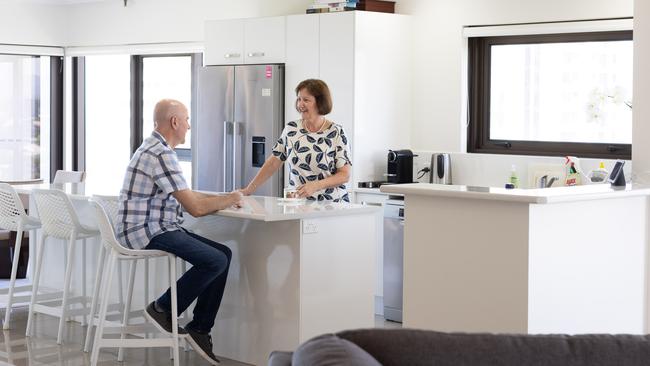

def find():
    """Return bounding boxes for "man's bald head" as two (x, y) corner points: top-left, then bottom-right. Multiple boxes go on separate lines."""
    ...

(154, 99), (187, 129)
(153, 99), (190, 148)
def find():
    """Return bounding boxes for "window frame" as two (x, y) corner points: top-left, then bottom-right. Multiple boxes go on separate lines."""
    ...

(467, 30), (633, 159)
(0, 52), (63, 181)
(131, 53), (200, 162)
(73, 52), (200, 173)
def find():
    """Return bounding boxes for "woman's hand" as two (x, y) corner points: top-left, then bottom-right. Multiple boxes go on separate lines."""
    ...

(237, 187), (253, 196)
(238, 182), (257, 196)
(297, 181), (321, 198)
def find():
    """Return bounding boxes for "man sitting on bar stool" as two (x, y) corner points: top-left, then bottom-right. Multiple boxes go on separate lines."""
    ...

(116, 99), (242, 365)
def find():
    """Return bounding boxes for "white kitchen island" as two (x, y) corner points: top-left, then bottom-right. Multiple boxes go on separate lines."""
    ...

(12, 183), (381, 366)
(184, 196), (381, 365)
(381, 183), (650, 335)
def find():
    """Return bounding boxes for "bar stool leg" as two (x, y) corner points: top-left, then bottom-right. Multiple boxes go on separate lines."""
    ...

(118, 259), (137, 362)
(117, 260), (124, 312)
(81, 238), (88, 326)
(26, 233), (46, 337)
(144, 258), (149, 303)
(179, 259), (190, 351)
(144, 257), (150, 339)
(57, 232), (77, 345)
(169, 255), (180, 366)
(91, 251), (116, 366)
(30, 229), (36, 279)
(3, 223), (24, 330)
(84, 246), (107, 353)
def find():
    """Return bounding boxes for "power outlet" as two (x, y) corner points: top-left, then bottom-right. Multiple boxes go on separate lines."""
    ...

(303, 220), (318, 234)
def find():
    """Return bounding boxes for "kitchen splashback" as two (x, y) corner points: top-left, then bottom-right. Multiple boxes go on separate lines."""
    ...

(412, 152), (632, 188)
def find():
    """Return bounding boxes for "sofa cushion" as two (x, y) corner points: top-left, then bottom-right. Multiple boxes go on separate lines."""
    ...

(292, 333), (382, 366)
(337, 328), (650, 366)
(268, 351), (293, 366)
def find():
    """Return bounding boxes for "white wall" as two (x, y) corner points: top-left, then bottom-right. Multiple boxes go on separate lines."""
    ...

(0, 1), (67, 46)
(396, 0), (634, 153)
(63, 0), (307, 46)
(2, 0), (641, 186)
(633, 1), (650, 179)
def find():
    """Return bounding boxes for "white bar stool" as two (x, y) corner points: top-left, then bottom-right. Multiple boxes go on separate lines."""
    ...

(52, 170), (85, 184)
(89, 201), (181, 366)
(0, 183), (41, 330)
(26, 189), (99, 344)
(84, 195), (189, 360)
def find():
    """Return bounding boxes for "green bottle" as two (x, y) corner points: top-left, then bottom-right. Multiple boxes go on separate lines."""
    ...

(509, 164), (519, 188)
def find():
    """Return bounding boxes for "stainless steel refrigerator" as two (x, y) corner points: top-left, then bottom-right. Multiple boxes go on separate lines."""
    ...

(194, 64), (284, 196)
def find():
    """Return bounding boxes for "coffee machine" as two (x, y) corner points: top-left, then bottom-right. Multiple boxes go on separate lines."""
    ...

(386, 149), (415, 184)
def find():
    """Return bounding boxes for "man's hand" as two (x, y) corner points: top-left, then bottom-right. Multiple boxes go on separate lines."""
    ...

(296, 181), (321, 198)
(229, 191), (244, 208)
(173, 189), (244, 217)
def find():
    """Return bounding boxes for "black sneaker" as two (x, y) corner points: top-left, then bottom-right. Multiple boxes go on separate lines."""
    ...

(186, 327), (220, 365)
(144, 302), (187, 336)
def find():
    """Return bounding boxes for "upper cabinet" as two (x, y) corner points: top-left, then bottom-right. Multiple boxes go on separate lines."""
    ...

(204, 12), (411, 185)
(204, 16), (286, 65)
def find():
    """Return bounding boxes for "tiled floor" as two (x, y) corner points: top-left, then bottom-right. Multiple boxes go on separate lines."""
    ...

(0, 306), (248, 366)
(1, 280), (402, 366)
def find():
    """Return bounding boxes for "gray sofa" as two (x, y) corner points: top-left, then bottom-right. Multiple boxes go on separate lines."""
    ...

(268, 328), (650, 366)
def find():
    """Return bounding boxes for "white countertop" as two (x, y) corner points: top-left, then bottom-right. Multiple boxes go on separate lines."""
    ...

(11, 183), (380, 221)
(214, 196), (380, 221)
(380, 182), (650, 204)
(12, 182), (96, 200)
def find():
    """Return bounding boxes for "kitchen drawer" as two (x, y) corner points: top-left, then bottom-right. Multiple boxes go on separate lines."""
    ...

(354, 191), (389, 207)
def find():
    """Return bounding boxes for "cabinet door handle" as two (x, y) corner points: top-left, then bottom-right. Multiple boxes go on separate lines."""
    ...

(224, 53), (241, 58)
(247, 52), (265, 57)
(361, 202), (382, 207)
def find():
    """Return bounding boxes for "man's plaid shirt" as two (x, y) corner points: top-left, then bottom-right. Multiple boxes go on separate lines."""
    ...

(116, 131), (189, 249)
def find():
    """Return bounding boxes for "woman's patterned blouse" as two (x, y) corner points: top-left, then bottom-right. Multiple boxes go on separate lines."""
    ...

(272, 119), (352, 202)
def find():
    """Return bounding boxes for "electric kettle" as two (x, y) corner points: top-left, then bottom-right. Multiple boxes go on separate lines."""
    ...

(430, 153), (452, 184)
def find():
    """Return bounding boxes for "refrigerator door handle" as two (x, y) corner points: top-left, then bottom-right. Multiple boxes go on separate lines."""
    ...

(223, 121), (231, 191)
(232, 121), (241, 190)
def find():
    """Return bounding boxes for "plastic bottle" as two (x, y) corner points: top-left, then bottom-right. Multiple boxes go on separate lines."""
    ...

(564, 156), (582, 186)
(509, 164), (519, 188)
(589, 161), (609, 183)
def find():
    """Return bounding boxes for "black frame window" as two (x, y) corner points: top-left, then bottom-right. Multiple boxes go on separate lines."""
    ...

(131, 53), (200, 161)
(468, 31), (633, 159)
(71, 52), (200, 173)
(0, 53), (62, 182)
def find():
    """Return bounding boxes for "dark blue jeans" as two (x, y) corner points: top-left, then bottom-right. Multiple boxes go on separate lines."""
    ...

(146, 229), (232, 333)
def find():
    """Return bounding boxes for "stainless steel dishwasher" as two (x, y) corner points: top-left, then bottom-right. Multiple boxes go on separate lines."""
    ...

(383, 197), (404, 322)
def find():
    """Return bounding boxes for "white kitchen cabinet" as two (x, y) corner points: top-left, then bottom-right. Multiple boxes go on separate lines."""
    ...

(204, 19), (244, 65)
(285, 11), (412, 186)
(204, 16), (285, 65)
(285, 14), (319, 121)
(353, 190), (388, 315)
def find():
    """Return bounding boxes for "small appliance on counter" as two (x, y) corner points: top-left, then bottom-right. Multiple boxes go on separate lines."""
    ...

(358, 181), (391, 189)
(430, 153), (452, 185)
(386, 149), (416, 184)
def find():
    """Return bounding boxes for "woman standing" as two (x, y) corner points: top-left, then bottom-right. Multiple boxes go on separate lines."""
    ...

(240, 79), (351, 202)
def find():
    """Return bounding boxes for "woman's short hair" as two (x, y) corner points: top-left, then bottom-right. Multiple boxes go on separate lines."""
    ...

(295, 79), (332, 115)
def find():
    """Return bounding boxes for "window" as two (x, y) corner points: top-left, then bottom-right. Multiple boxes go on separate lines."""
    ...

(140, 55), (194, 186)
(0, 54), (51, 181)
(468, 31), (633, 158)
(84, 55), (131, 193)
(75, 52), (198, 193)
